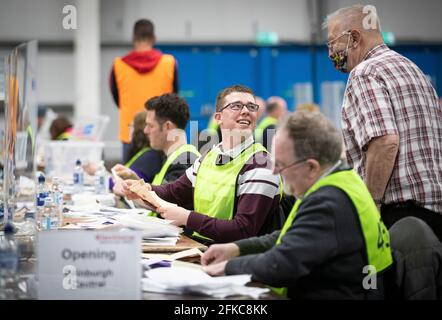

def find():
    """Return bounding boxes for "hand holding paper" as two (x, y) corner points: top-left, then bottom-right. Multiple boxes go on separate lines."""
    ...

(128, 179), (177, 212)
(112, 164), (138, 180)
(202, 261), (228, 276)
(122, 179), (144, 200)
(201, 243), (240, 266)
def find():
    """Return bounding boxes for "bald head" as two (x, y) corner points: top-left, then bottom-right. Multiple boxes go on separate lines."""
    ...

(323, 4), (382, 35)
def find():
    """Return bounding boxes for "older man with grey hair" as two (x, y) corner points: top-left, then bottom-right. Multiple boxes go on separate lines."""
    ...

(324, 5), (442, 240)
(201, 110), (393, 300)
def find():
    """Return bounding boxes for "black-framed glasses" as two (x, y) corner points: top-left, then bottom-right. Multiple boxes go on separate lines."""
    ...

(274, 158), (307, 174)
(326, 30), (351, 50)
(219, 101), (260, 113)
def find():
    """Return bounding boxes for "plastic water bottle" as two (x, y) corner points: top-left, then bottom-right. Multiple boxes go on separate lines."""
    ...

(35, 174), (49, 228)
(40, 197), (61, 231)
(0, 222), (19, 299)
(94, 161), (107, 194)
(15, 212), (37, 260)
(15, 212), (38, 300)
(51, 177), (64, 213)
(73, 159), (84, 192)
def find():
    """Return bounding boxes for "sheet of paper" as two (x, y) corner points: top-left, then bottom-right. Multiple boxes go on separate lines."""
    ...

(141, 248), (203, 261)
(141, 267), (269, 299)
(111, 167), (124, 183)
(142, 237), (179, 246)
(129, 180), (177, 210)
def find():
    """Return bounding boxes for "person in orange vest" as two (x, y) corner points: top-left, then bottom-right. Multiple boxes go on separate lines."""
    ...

(109, 19), (179, 163)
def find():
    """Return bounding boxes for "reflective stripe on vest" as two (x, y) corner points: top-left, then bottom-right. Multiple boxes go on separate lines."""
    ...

(147, 144), (200, 218)
(271, 169), (393, 297)
(254, 116), (278, 142)
(26, 125), (35, 152)
(114, 54), (175, 143)
(124, 147), (151, 168)
(193, 143), (267, 241)
(151, 144), (200, 186)
(56, 131), (71, 141)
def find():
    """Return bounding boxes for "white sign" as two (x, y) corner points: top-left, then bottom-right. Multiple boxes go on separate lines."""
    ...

(37, 230), (141, 300)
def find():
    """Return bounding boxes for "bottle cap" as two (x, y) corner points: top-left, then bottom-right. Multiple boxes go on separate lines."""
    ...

(4, 221), (15, 235)
(38, 174), (45, 183)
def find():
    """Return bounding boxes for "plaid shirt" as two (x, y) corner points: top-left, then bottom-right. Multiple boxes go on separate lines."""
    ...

(342, 44), (442, 213)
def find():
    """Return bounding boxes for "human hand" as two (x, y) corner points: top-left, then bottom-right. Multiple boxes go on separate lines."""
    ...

(156, 206), (190, 226)
(201, 243), (240, 266)
(112, 179), (125, 197)
(202, 261), (228, 276)
(112, 164), (138, 180)
(121, 179), (149, 200)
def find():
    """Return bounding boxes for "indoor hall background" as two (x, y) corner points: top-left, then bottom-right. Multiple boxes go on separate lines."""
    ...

(1, 0), (441, 161)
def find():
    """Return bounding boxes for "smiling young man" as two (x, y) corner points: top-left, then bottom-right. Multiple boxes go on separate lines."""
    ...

(123, 85), (281, 243)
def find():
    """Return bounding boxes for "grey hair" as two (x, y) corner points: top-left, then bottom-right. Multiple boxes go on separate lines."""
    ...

(279, 110), (343, 166)
(322, 4), (381, 32)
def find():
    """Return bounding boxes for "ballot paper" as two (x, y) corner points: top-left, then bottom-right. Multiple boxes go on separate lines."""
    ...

(64, 204), (152, 217)
(111, 167), (124, 182)
(141, 237), (180, 246)
(142, 259), (202, 271)
(62, 216), (116, 229)
(70, 193), (116, 207)
(111, 213), (182, 238)
(62, 209), (182, 239)
(142, 267), (269, 299)
(141, 248), (203, 261)
(129, 179), (177, 210)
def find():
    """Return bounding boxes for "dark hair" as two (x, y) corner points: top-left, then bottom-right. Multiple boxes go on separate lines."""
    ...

(145, 93), (190, 130)
(279, 110), (342, 166)
(215, 85), (255, 112)
(127, 111), (150, 162)
(133, 19), (155, 42)
(49, 116), (72, 140)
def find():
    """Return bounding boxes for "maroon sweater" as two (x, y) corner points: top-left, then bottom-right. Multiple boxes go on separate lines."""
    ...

(152, 151), (280, 243)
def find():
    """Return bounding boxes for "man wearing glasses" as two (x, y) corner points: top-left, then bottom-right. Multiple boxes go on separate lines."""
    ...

(325, 5), (442, 240)
(123, 85), (281, 243)
(202, 111), (392, 300)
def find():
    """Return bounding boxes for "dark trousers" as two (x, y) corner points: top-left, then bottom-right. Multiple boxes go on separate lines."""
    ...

(381, 201), (442, 242)
(122, 142), (131, 164)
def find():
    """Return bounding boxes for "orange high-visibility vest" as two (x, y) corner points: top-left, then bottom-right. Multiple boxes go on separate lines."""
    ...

(113, 54), (175, 143)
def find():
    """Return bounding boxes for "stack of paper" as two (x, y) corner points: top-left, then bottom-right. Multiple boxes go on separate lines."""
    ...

(112, 213), (182, 238)
(62, 209), (182, 240)
(64, 204), (152, 217)
(71, 193), (116, 207)
(142, 267), (269, 299)
(142, 248), (203, 261)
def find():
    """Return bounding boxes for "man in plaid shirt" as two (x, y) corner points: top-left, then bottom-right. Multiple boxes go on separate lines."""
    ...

(324, 5), (442, 240)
